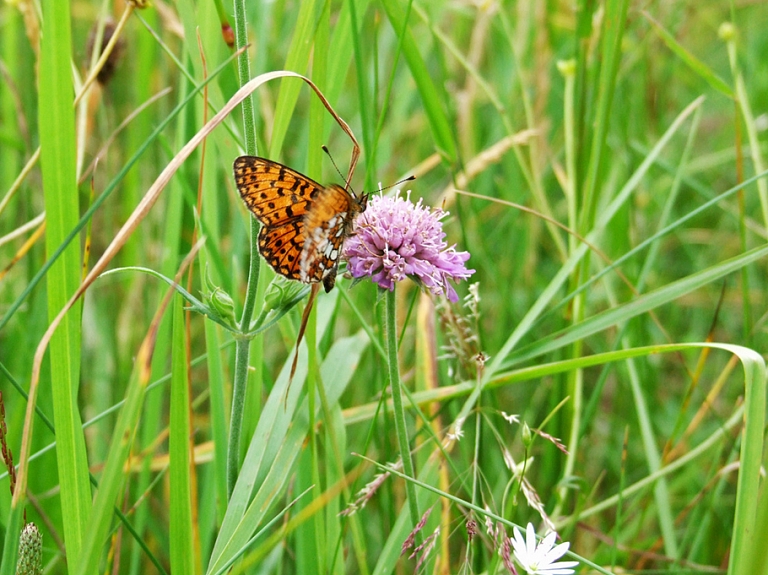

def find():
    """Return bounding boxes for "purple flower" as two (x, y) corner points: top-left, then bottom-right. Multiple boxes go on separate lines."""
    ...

(344, 192), (474, 302)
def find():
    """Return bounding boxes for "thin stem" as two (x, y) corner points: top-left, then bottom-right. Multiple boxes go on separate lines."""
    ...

(233, 0), (256, 155)
(227, 336), (251, 497)
(559, 59), (577, 255)
(553, 59), (580, 519)
(724, 24), (768, 229)
(227, 0), (261, 499)
(385, 289), (421, 531)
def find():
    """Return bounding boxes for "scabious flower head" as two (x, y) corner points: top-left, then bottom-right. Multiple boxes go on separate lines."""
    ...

(510, 523), (579, 575)
(344, 192), (474, 302)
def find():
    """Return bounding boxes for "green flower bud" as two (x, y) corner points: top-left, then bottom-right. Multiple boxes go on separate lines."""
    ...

(718, 22), (735, 41)
(208, 287), (237, 325)
(263, 276), (308, 312)
(202, 266), (238, 329)
(521, 422), (532, 449)
(557, 59), (576, 77)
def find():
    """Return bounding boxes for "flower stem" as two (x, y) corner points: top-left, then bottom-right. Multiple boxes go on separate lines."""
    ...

(226, 0), (261, 499)
(385, 288), (421, 529)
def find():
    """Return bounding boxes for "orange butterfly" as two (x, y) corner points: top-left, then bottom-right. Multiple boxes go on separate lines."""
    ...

(233, 156), (368, 292)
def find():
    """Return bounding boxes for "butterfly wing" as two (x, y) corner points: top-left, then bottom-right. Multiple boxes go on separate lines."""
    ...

(233, 156), (322, 226)
(234, 155), (323, 280)
(258, 221), (305, 281)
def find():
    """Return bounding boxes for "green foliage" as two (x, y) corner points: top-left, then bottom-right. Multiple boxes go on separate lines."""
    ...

(1, 1), (767, 574)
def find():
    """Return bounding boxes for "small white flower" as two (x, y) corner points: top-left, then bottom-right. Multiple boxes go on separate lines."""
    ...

(511, 523), (578, 575)
(501, 411), (520, 424)
(446, 416), (465, 442)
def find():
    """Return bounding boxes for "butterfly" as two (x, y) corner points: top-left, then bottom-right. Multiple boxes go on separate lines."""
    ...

(233, 156), (369, 292)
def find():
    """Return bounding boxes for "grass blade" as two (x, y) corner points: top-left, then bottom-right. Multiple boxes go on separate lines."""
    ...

(169, 296), (198, 574)
(38, 1), (91, 570)
(379, 0), (457, 163)
(644, 12), (734, 98)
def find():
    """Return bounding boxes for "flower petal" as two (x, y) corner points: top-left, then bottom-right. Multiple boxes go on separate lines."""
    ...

(511, 526), (527, 553)
(525, 523), (538, 555)
(534, 531), (557, 560)
(542, 541), (570, 563)
(537, 567), (577, 575)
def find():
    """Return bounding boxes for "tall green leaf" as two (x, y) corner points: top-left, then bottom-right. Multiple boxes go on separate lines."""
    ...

(38, 2), (91, 572)
(170, 296), (197, 574)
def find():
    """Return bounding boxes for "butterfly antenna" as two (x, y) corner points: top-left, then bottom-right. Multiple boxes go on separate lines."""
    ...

(322, 145), (352, 189)
(321, 145), (416, 194)
(383, 174), (417, 192)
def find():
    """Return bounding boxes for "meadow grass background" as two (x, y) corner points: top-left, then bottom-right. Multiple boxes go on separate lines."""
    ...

(1, 0), (768, 573)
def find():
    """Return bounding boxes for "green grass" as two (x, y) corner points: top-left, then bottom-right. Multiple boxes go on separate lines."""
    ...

(1, 2), (768, 574)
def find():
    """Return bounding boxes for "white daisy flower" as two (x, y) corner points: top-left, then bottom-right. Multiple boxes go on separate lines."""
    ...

(511, 523), (579, 575)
